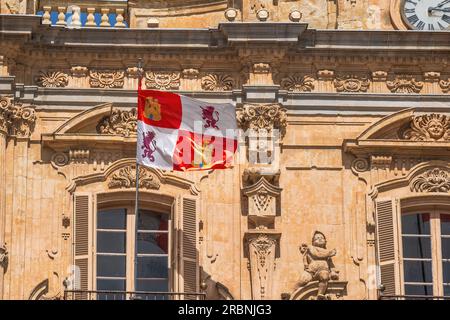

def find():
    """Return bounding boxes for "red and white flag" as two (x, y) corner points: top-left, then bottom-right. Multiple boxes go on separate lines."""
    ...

(137, 88), (238, 171)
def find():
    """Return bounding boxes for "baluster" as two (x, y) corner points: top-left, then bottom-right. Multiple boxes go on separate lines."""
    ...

(56, 6), (67, 26)
(86, 8), (96, 26)
(100, 8), (111, 27)
(114, 8), (126, 28)
(42, 6), (52, 25)
(71, 6), (82, 27)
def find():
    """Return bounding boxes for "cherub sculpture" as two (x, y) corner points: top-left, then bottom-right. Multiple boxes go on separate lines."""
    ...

(292, 231), (339, 300)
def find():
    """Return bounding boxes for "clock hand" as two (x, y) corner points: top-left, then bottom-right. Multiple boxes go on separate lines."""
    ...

(436, 0), (450, 7)
(429, 6), (450, 11)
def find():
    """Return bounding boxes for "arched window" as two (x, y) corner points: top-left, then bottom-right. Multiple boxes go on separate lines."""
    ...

(401, 211), (450, 297)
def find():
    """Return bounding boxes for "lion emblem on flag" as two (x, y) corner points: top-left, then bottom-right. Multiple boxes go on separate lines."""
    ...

(200, 106), (219, 129)
(142, 131), (157, 162)
(144, 97), (162, 121)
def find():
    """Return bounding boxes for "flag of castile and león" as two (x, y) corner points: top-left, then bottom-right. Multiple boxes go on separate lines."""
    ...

(137, 87), (238, 171)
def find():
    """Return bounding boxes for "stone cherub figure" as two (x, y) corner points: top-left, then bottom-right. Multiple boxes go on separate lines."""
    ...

(292, 231), (339, 300)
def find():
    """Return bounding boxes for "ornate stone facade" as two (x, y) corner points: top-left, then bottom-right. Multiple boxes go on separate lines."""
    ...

(1, 1), (450, 301)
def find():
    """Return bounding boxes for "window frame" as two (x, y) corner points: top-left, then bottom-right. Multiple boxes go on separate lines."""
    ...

(399, 198), (450, 297)
(94, 203), (172, 295)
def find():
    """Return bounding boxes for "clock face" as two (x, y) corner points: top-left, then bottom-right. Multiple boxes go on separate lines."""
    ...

(402, 0), (450, 30)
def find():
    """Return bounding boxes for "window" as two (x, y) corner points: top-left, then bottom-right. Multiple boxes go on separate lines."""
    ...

(401, 211), (450, 297)
(95, 207), (169, 298)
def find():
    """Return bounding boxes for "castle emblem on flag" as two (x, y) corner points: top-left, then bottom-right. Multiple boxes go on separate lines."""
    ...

(200, 106), (220, 129)
(141, 131), (157, 162)
(192, 138), (215, 168)
(144, 97), (162, 121)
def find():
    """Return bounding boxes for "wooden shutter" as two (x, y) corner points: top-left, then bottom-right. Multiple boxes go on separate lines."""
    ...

(376, 199), (397, 296)
(180, 196), (199, 298)
(73, 194), (91, 299)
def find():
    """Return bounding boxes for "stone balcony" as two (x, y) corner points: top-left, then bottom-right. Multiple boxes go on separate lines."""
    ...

(38, 0), (128, 28)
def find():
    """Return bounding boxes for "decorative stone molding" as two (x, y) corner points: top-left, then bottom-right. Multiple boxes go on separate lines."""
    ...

(236, 104), (287, 138)
(36, 71), (69, 88)
(423, 71), (440, 82)
(0, 243), (8, 269)
(242, 176), (282, 220)
(1, 100), (37, 138)
(96, 108), (137, 137)
(201, 74), (234, 91)
(400, 114), (450, 141)
(317, 69), (334, 80)
(246, 232), (280, 300)
(89, 70), (125, 88)
(243, 167), (280, 185)
(287, 281), (348, 300)
(62, 216), (70, 228)
(126, 67), (143, 79)
(386, 75), (423, 93)
(69, 149), (90, 164)
(70, 66), (88, 77)
(108, 165), (161, 190)
(252, 63), (271, 74)
(371, 71), (388, 81)
(280, 75), (314, 92)
(440, 79), (450, 93)
(334, 74), (370, 92)
(411, 168), (450, 193)
(182, 68), (200, 79)
(145, 71), (180, 90)
(371, 155), (393, 168)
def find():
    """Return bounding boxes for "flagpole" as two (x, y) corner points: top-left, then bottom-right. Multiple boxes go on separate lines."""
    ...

(134, 58), (143, 296)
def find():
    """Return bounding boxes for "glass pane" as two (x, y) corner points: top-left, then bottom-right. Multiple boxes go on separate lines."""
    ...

(403, 260), (433, 283)
(96, 279), (126, 300)
(444, 285), (450, 297)
(97, 255), (126, 277)
(97, 231), (126, 254)
(442, 238), (450, 259)
(402, 213), (430, 235)
(98, 208), (126, 230)
(136, 279), (169, 292)
(402, 236), (431, 259)
(96, 278), (126, 291)
(442, 215), (450, 236)
(404, 284), (433, 296)
(443, 261), (450, 283)
(138, 232), (168, 254)
(137, 256), (168, 278)
(138, 211), (168, 231)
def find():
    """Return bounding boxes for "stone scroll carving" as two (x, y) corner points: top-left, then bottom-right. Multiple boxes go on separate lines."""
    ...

(236, 104), (287, 138)
(201, 74), (234, 91)
(411, 168), (450, 193)
(288, 231), (340, 300)
(280, 75), (315, 92)
(96, 108), (137, 137)
(334, 74), (370, 92)
(400, 114), (450, 142)
(108, 165), (161, 190)
(0, 243), (8, 270)
(0, 96), (36, 138)
(386, 75), (423, 93)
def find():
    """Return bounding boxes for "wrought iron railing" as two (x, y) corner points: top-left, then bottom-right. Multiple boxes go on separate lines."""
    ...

(63, 290), (206, 300)
(379, 294), (450, 300)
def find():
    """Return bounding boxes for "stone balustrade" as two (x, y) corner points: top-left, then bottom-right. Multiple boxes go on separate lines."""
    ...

(39, 1), (128, 28)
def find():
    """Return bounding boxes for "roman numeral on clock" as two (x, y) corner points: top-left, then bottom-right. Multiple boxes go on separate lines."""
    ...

(408, 14), (419, 25)
(404, 8), (415, 14)
(405, 0), (418, 5)
(442, 15), (450, 24)
(416, 21), (425, 30)
(428, 23), (435, 30)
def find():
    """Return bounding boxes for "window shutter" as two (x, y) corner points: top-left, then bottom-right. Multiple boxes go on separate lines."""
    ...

(376, 199), (397, 296)
(73, 194), (91, 299)
(180, 196), (198, 298)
